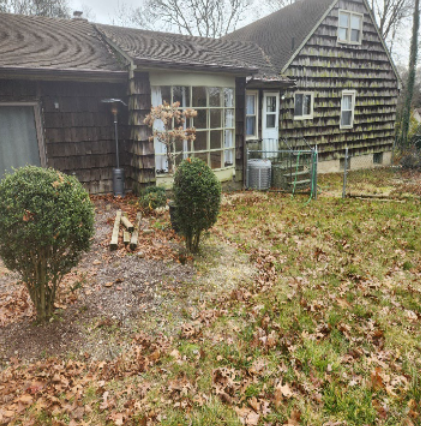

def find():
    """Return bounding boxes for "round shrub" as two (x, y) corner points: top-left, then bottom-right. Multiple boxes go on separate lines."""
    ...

(140, 186), (167, 212)
(173, 158), (221, 252)
(0, 166), (95, 321)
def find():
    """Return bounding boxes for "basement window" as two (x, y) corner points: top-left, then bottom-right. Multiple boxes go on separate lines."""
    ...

(340, 90), (356, 129)
(373, 152), (383, 164)
(338, 10), (363, 44)
(294, 92), (313, 120)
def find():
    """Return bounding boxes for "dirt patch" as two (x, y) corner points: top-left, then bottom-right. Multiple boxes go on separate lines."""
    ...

(0, 198), (195, 365)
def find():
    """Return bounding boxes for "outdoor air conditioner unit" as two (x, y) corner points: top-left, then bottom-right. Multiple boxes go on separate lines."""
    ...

(247, 159), (272, 190)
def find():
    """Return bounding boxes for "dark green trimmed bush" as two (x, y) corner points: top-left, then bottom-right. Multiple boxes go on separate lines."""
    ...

(0, 166), (95, 321)
(139, 186), (167, 211)
(173, 158), (221, 253)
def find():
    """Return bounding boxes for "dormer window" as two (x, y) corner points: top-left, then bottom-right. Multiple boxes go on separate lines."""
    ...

(338, 10), (363, 44)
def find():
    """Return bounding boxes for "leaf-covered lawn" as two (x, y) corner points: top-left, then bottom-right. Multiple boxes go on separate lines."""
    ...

(2, 178), (421, 426)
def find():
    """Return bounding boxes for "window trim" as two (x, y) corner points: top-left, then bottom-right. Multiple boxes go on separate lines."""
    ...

(0, 102), (47, 168)
(337, 10), (363, 45)
(340, 90), (356, 129)
(293, 92), (314, 120)
(151, 85), (235, 173)
(246, 90), (259, 140)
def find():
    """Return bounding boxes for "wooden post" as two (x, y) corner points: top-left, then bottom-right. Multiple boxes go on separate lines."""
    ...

(123, 231), (131, 245)
(121, 215), (134, 232)
(110, 210), (121, 251)
(130, 212), (142, 250)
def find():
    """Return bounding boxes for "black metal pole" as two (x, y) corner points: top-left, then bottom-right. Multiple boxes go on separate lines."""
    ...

(114, 111), (119, 169)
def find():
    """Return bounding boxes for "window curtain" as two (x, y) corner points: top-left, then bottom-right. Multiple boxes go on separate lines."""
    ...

(224, 130), (234, 164)
(151, 87), (168, 172)
(181, 87), (188, 159)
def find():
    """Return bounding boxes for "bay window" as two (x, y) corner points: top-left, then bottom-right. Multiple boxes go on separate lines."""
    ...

(151, 85), (235, 172)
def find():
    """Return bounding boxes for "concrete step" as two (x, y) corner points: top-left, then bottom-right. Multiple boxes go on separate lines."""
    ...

(287, 179), (312, 186)
(283, 170), (310, 178)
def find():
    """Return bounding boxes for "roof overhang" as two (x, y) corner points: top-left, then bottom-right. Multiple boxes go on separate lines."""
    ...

(133, 58), (259, 75)
(246, 76), (296, 89)
(0, 67), (128, 83)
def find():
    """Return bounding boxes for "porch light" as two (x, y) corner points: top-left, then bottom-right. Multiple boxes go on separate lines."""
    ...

(101, 98), (128, 197)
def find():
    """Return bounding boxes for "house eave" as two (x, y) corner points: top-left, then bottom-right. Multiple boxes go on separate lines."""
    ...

(0, 67), (128, 83)
(133, 58), (259, 75)
(246, 76), (296, 89)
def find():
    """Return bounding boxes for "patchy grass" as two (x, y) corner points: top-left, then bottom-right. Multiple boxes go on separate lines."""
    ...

(2, 185), (421, 426)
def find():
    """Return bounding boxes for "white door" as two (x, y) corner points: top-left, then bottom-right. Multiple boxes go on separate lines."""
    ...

(262, 92), (279, 155)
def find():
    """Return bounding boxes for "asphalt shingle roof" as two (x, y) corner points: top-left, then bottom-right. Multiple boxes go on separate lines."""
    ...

(96, 24), (277, 74)
(223, 0), (336, 72)
(0, 13), (123, 73)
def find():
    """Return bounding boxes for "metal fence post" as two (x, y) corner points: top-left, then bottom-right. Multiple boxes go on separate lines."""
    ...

(313, 146), (318, 200)
(342, 147), (348, 199)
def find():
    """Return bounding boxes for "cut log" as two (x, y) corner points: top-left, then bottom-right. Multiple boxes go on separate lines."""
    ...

(121, 215), (134, 232)
(123, 231), (131, 245)
(130, 212), (142, 250)
(110, 210), (121, 251)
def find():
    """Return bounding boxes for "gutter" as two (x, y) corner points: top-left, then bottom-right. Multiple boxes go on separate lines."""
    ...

(0, 67), (128, 83)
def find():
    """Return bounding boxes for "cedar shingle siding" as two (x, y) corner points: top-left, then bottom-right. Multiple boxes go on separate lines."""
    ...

(280, 0), (398, 159)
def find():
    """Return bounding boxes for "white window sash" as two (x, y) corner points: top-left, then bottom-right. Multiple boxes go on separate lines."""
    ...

(294, 92), (314, 120)
(340, 90), (356, 129)
(246, 90), (259, 139)
(337, 10), (363, 45)
(152, 85), (236, 172)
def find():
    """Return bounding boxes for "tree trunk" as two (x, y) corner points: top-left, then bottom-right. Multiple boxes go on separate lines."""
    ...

(401, 0), (420, 148)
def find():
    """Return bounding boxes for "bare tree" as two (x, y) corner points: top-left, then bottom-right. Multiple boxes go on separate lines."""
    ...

(116, 0), (252, 38)
(0, 0), (70, 17)
(369, 0), (414, 49)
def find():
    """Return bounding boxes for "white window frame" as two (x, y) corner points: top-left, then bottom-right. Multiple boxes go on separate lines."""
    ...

(294, 92), (314, 120)
(246, 90), (259, 140)
(337, 10), (363, 45)
(340, 90), (356, 129)
(151, 85), (235, 173)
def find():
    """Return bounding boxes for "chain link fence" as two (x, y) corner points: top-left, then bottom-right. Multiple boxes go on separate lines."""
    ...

(246, 146), (318, 199)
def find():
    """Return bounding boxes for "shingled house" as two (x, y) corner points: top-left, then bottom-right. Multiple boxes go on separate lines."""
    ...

(225, 0), (400, 171)
(0, 12), (293, 192)
(0, 0), (399, 193)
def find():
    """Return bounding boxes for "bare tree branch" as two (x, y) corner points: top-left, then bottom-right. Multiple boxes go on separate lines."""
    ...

(115, 0), (252, 38)
(1, 0), (70, 17)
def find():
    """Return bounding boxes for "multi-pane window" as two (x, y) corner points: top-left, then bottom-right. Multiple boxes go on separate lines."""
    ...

(338, 10), (362, 44)
(151, 85), (235, 172)
(340, 90), (356, 129)
(294, 92), (313, 119)
(246, 91), (258, 139)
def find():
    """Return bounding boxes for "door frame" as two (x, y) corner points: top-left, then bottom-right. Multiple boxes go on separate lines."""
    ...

(0, 102), (47, 168)
(262, 91), (280, 140)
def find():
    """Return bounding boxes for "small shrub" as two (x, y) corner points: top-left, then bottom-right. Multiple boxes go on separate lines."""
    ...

(401, 151), (421, 170)
(140, 186), (167, 211)
(0, 166), (95, 322)
(173, 158), (221, 253)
